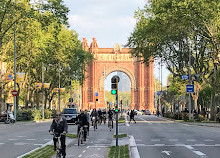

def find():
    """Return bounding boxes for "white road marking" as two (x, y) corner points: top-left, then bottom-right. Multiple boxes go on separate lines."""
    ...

(26, 139), (36, 141)
(16, 136), (26, 138)
(83, 150), (86, 153)
(185, 145), (194, 150)
(161, 150), (172, 156)
(0, 143), (5, 145)
(155, 144), (165, 146)
(194, 144), (205, 146)
(33, 144), (44, 146)
(136, 144), (146, 146)
(135, 139), (142, 142)
(44, 139), (51, 141)
(204, 140), (214, 142)
(87, 146), (89, 148)
(169, 139), (178, 141)
(193, 151), (206, 156)
(8, 139), (18, 140)
(14, 142), (29, 145)
(125, 116), (130, 126)
(151, 139), (160, 141)
(129, 135), (140, 158)
(186, 139), (196, 141)
(139, 117), (152, 124)
(78, 154), (82, 157)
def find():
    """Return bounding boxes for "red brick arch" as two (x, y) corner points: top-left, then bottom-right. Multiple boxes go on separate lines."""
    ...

(81, 38), (155, 112)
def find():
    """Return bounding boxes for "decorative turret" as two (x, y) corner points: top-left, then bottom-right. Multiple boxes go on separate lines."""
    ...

(82, 38), (89, 51)
(90, 38), (99, 48)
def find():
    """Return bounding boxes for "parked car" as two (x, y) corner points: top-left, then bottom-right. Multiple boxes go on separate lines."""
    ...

(144, 109), (151, 115)
(62, 108), (77, 123)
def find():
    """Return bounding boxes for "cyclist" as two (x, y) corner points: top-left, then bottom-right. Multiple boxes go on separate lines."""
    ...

(98, 108), (103, 124)
(84, 109), (90, 134)
(108, 108), (114, 129)
(91, 108), (98, 128)
(102, 109), (107, 124)
(49, 111), (68, 158)
(77, 110), (88, 141)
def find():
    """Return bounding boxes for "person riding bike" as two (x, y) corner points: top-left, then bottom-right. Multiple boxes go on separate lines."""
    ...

(91, 108), (98, 128)
(98, 108), (103, 124)
(49, 111), (68, 158)
(77, 110), (88, 141)
(84, 109), (90, 133)
(102, 109), (107, 124)
(108, 108), (114, 129)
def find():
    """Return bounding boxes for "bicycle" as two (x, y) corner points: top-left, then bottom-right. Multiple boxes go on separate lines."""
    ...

(78, 125), (88, 146)
(92, 116), (97, 131)
(53, 133), (65, 158)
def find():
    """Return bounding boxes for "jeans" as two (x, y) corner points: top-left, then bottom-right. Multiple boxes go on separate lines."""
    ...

(53, 135), (66, 156)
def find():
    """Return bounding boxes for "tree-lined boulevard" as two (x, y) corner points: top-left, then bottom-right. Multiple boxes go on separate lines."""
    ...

(0, 115), (220, 158)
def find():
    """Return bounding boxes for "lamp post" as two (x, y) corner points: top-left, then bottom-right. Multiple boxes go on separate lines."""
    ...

(13, 23), (17, 121)
(58, 62), (61, 111)
(42, 63), (45, 119)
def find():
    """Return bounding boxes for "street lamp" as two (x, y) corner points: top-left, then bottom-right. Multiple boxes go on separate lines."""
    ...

(13, 23), (17, 121)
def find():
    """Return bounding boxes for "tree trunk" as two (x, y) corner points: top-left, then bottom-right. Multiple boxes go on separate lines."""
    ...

(210, 94), (215, 121)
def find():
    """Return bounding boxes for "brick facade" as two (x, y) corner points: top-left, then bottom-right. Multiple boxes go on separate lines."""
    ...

(81, 38), (155, 112)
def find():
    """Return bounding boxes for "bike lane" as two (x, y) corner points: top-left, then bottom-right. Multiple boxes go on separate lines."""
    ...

(53, 123), (114, 158)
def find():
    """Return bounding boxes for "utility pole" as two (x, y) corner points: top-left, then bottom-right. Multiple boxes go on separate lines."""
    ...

(58, 62), (61, 111)
(115, 77), (119, 146)
(161, 59), (163, 115)
(189, 46), (192, 120)
(42, 63), (44, 119)
(13, 23), (17, 121)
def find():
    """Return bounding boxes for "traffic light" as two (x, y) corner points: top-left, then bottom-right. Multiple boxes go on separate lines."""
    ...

(111, 76), (118, 95)
(115, 105), (118, 112)
(96, 97), (98, 101)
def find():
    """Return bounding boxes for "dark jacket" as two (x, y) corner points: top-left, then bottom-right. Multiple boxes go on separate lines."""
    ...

(50, 117), (68, 134)
(91, 110), (98, 117)
(77, 113), (88, 126)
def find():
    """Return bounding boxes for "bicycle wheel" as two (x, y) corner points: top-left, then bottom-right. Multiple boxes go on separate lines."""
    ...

(78, 131), (81, 146)
(56, 142), (61, 158)
(81, 130), (84, 144)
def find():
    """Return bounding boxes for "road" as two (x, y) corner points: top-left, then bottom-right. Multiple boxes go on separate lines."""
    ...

(0, 121), (114, 158)
(121, 115), (220, 158)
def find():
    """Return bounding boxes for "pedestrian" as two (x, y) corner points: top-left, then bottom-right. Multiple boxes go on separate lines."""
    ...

(49, 111), (68, 158)
(129, 110), (136, 123)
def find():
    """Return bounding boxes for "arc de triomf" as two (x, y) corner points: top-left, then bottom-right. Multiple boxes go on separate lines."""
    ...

(81, 38), (155, 113)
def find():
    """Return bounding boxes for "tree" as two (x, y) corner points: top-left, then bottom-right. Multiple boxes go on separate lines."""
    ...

(127, 0), (220, 112)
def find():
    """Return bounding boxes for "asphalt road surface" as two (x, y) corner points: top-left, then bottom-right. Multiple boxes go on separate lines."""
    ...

(122, 115), (220, 158)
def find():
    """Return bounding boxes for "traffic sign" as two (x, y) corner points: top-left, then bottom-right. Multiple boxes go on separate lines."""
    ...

(12, 90), (18, 96)
(186, 85), (194, 93)
(181, 75), (189, 80)
(95, 92), (98, 97)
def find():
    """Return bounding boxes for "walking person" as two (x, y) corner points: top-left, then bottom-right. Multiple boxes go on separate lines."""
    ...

(129, 110), (136, 123)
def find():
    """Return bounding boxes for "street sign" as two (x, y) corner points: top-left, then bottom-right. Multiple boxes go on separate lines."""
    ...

(186, 84), (194, 93)
(12, 90), (18, 96)
(181, 75), (189, 80)
(95, 92), (98, 97)
(157, 91), (161, 95)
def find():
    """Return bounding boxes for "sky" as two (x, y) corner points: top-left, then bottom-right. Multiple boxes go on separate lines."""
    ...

(64, 0), (169, 87)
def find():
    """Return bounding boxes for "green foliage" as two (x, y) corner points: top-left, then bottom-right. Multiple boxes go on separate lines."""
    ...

(108, 145), (129, 158)
(22, 145), (55, 158)
(66, 133), (77, 138)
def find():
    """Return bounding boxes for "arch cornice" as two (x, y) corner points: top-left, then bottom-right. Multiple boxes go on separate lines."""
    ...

(98, 65), (137, 90)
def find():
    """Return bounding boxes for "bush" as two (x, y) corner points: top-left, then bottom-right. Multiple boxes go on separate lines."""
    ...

(31, 109), (42, 121)
(44, 109), (52, 119)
